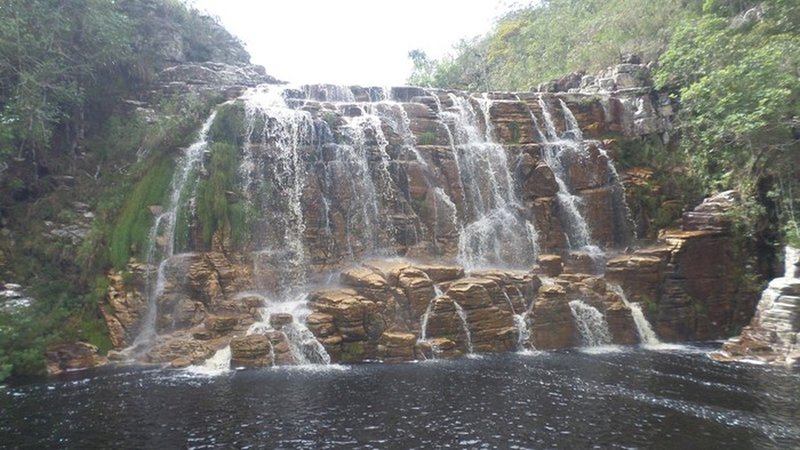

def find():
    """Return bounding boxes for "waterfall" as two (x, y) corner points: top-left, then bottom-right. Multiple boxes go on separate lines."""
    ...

(246, 293), (331, 365)
(560, 99), (584, 141)
(337, 110), (398, 255)
(608, 284), (661, 345)
(453, 300), (474, 354)
(506, 287), (536, 351)
(534, 97), (595, 250)
(187, 346), (232, 375)
(569, 300), (613, 347)
(531, 96), (633, 250)
(435, 93), (539, 269)
(514, 314), (532, 350)
(128, 111), (217, 352)
(242, 87), (315, 290)
(419, 281), (443, 343)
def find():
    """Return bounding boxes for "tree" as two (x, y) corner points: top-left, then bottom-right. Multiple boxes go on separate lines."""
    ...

(656, 0), (800, 244)
(407, 49), (437, 87)
(0, 0), (133, 167)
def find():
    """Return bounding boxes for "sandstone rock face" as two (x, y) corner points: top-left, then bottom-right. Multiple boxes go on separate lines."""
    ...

(298, 261), (649, 362)
(230, 335), (273, 368)
(607, 192), (758, 342)
(714, 246), (800, 366)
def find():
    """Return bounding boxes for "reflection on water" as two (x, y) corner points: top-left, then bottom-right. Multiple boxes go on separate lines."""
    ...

(1, 344), (798, 449)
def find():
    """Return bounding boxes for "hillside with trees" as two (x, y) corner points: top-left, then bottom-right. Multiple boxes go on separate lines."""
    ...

(0, 0), (256, 381)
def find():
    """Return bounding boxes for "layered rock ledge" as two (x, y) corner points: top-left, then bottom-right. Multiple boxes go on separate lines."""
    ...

(712, 246), (800, 366)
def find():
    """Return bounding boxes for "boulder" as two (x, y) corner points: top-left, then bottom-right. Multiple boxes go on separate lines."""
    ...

(230, 335), (273, 368)
(145, 338), (213, 364)
(204, 316), (238, 335)
(46, 342), (103, 375)
(530, 284), (577, 350)
(269, 313), (294, 329)
(537, 254), (563, 277)
(378, 332), (417, 361)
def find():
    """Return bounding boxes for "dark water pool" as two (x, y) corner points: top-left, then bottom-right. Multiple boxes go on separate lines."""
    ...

(1, 344), (799, 449)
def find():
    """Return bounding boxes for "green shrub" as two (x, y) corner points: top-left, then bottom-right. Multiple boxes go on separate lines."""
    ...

(195, 142), (247, 248)
(109, 155), (175, 268)
(209, 102), (246, 147)
(417, 131), (437, 146)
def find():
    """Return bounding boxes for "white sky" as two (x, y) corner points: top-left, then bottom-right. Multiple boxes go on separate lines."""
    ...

(188, 0), (519, 86)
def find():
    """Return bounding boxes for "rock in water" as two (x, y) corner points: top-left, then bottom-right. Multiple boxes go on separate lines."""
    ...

(46, 342), (103, 375)
(713, 246), (800, 366)
(230, 335), (273, 368)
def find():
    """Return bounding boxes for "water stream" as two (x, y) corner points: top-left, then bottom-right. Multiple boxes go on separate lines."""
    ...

(569, 299), (613, 347)
(609, 284), (661, 345)
(128, 111), (218, 353)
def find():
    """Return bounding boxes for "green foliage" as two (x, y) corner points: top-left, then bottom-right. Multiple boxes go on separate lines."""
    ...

(209, 102), (246, 148)
(195, 142), (246, 248)
(0, 0), (134, 162)
(656, 0), (800, 243)
(407, 49), (437, 87)
(78, 319), (112, 355)
(0, 304), (58, 382)
(417, 131), (437, 146)
(615, 136), (703, 236)
(0, 0), (251, 381)
(645, 299), (659, 317)
(0, 0), (247, 173)
(410, 0), (700, 90)
(109, 155), (174, 268)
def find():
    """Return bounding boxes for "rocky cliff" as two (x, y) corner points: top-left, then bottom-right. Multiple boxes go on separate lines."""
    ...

(90, 61), (760, 370)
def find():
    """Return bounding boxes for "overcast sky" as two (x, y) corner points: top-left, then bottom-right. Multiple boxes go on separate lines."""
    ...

(189, 0), (522, 86)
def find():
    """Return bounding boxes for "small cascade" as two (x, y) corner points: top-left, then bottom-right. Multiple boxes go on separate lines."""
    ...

(433, 187), (460, 242)
(302, 84), (356, 103)
(568, 300), (613, 347)
(246, 294), (331, 365)
(514, 314), (532, 350)
(507, 288), (536, 351)
(608, 284), (661, 345)
(188, 346), (232, 375)
(560, 99), (584, 141)
(530, 95), (633, 251)
(452, 301), (474, 354)
(129, 111), (218, 352)
(419, 282), (443, 343)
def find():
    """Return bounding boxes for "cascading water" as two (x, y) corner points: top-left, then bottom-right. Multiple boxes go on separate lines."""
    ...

(528, 95), (633, 252)
(505, 288), (535, 351)
(608, 284), (661, 345)
(191, 293), (331, 372)
(336, 110), (398, 255)
(419, 283), (444, 343)
(128, 111), (218, 353)
(131, 83), (645, 368)
(435, 93), (539, 269)
(246, 293), (331, 365)
(568, 299), (613, 347)
(534, 97), (595, 250)
(452, 300), (474, 354)
(242, 87), (315, 290)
